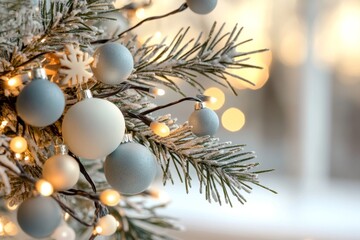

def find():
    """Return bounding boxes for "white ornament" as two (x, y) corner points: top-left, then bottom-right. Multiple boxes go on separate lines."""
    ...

(96, 214), (118, 236)
(62, 90), (125, 159)
(57, 44), (94, 86)
(52, 224), (76, 240)
(42, 144), (80, 191)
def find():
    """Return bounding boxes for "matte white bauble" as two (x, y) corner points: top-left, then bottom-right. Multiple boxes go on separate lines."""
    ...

(186, 0), (217, 15)
(91, 42), (134, 85)
(96, 214), (118, 236)
(16, 68), (65, 127)
(42, 153), (80, 191)
(52, 224), (76, 240)
(188, 103), (219, 136)
(17, 196), (62, 238)
(104, 142), (157, 195)
(62, 96), (125, 159)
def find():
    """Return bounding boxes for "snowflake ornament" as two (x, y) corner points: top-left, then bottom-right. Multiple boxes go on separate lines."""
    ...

(57, 44), (94, 86)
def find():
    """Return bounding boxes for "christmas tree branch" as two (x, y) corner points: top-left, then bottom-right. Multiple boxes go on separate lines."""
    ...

(126, 22), (268, 95)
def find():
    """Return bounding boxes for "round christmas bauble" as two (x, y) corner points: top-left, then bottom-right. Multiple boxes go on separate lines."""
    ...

(16, 69), (65, 127)
(17, 196), (62, 238)
(96, 214), (118, 236)
(104, 142), (157, 195)
(91, 42), (134, 85)
(42, 153), (80, 191)
(188, 106), (219, 136)
(186, 0), (217, 15)
(52, 224), (76, 240)
(62, 97), (125, 159)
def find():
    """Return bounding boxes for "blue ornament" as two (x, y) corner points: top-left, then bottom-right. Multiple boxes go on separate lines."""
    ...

(91, 42), (134, 85)
(104, 140), (157, 195)
(188, 103), (219, 136)
(186, 0), (217, 15)
(17, 196), (62, 238)
(16, 68), (65, 127)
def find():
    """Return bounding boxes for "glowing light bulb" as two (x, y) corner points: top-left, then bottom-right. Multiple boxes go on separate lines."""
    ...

(150, 188), (171, 203)
(0, 221), (4, 236)
(64, 212), (70, 221)
(9, 136), (28, 153)
(95, 226), (103, 234)
(7, 78), (17, 87)
(36, 179), (54, 196)
(1, 120), (8, 128)
(221, 108), (246, 132)
(150, 88), (165, 96)
(150, 122), (170, 137)
(14, 153), (22, 160)
(136, 8), (145, 19)
(24, 155), (30, 162)
(4, 221), (18, 236)
(100, 189), (121, 206)
(203, 87), (225, 110)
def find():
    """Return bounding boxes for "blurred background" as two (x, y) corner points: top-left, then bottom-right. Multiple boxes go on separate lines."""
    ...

(1, 0), (359, 239)
(125, 0), (360, 239)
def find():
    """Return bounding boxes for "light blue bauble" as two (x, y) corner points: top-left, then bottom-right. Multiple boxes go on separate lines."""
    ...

(16, 78), (65, 127)
(91, 42), (134, 85)
(186, 0), (217, 15)
(62, 97), (125, 159)
(188, 107), (219, 136)
(104, 142), (157, 195)
(17, 196), (62, 238)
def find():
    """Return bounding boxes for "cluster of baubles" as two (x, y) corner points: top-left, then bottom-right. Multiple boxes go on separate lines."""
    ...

(12, 1), (220, 238)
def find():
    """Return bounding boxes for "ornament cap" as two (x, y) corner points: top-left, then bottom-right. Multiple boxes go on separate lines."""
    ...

(121, 134), (133, 143)
(194, 101), (206, 110)
(30, 68), (47, 80)
(55, 144), (68, 155)
(77, 89), (93, 101)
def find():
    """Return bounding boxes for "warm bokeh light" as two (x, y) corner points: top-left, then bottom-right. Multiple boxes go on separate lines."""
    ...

(150, 88), (165, 96)
(64, 212), (70, 221)
(6, 75), (23, 88)
(221, 108), (246, 132)
(230, 65), (270, 90)
(315, 0), (360, 78)
(14, 153), (22, 160)
(0, 221), (4, 236)
(149, 188), (171, 203)
(0, 120), (8, 128)
(9, 136), (27, 153)
(279, 17), (307, 67)
(136, 8), (145, 19)
(36, 179), (54, 196)
(150, 121), (170, 137)
(100, 189), (121, 206)
(3, 221), (18, 236)
(203, 87), (225, 110)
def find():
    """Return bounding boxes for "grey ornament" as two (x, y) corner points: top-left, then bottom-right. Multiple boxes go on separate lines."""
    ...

(91, 42), (134, 85)
(17, 196), (62, 238)
(104, 142), (157, 195)
(16, 68), (65, 127)
(186, 0), (217, 15)
(188, 103), (219, 136)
